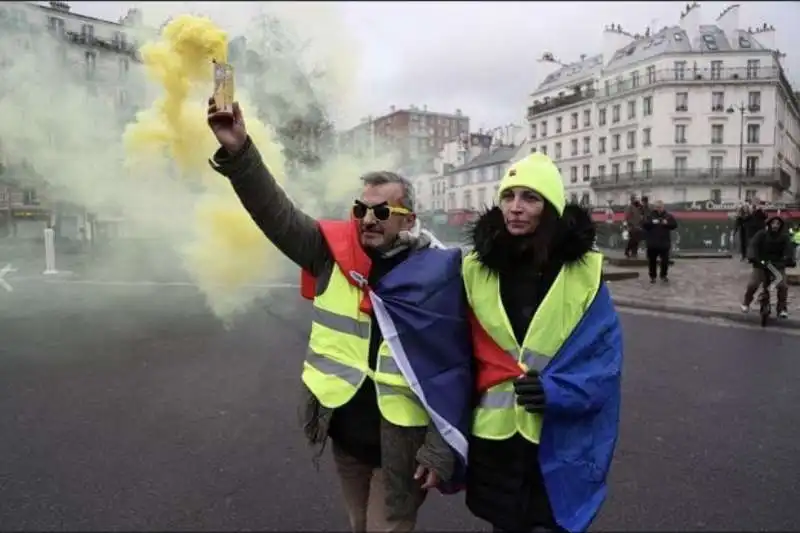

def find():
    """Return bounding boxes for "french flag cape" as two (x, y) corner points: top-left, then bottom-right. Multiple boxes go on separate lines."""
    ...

(300, 220), (623, 531)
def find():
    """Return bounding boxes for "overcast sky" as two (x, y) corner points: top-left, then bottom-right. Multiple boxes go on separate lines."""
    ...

(65, 1), (799, 130)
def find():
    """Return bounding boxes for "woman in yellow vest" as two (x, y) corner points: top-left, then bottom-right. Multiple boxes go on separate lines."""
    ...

(462, 153), (624, 533)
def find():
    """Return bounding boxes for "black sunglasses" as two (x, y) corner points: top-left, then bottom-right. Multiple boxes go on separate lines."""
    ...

(352, 200), (411, 221)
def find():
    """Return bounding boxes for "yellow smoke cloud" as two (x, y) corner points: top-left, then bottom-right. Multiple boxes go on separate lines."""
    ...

(123, 14), (288, 321)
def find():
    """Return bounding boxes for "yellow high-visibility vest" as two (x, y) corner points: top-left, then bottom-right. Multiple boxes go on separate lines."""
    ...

(462, 251), (603, 443)
(302, 265), (429, 428)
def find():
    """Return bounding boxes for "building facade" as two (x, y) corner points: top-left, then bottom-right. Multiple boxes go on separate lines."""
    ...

(527, 3), (800, 208)
(337, 106), (470, 170)
(0, 1), (150, 240)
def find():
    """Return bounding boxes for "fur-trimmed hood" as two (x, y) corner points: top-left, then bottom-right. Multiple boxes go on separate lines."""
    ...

(467, 203), (596, 275)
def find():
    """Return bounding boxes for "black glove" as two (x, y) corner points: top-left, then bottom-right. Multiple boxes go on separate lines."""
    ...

(513, 370), (546, 413)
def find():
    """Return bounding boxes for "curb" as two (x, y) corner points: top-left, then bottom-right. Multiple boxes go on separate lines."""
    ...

(603, 270), (640, 281)
(613, 298), (800, 330)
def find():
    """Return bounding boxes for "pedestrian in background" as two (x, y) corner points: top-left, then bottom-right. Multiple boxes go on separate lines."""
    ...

(744, 199), (768, 247)
(623, 195), (643, 258)
(734, 202), (752, 261)
(206, 99), (459, 532)
(741, 216), (794, 319)
(643, 200), (678, 283)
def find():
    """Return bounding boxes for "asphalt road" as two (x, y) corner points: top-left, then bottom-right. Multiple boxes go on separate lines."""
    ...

(1, 281), (799, 531)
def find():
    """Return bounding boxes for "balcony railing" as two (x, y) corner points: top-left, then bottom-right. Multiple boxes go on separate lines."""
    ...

(590, 167), (788, 190)
(601, 67), (780, 100)
(528, 89), (596, 120)
(529, 67), (782, 120)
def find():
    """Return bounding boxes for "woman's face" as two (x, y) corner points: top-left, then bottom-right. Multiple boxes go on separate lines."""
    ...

(499, 186), (545, 236)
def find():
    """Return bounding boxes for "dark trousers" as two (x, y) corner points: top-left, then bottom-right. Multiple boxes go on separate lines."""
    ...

(647, 247), (670, 280)
(624, 229), (641, 257)
(738, 230), (748, 259)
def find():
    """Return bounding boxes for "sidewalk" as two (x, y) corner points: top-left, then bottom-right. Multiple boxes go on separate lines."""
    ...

(608, 257), (800, 329)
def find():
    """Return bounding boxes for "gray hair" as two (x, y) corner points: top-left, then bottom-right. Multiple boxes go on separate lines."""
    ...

(360, 171), (415, 211)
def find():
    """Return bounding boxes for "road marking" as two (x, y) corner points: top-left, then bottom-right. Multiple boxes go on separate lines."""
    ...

(0, 263), (17, 292)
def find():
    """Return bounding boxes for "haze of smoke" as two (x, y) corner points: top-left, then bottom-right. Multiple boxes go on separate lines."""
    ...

(0, 3), (397, 323)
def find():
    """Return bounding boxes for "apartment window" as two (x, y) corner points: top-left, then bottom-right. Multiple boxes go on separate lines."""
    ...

(642, 159), (653, 177)
(646, 65), (656, 84)
(675, 156), (688, 177)
(604, 80), (611, 96)
(612, 105), (620, 123)
(598, 165), (606, 178)
(540, 144), (548, 156)
(48, 16), (64, 34)
(570, 139), (578, 156)
(81, 23), (95, 42)
(84, 51), (96, 79)
(711, 124), (724, 144)
(570, 193), (579, 204)
(710, 156), (723, 176)
(598, 137), (607, 154)
(530, 124), (537, 140)
(612, 163), (620, 178)
(745, 189), (757, 201)
(710, 60), (723, 80)
(612, 134), (620, 152)
(643, 96), (653, 116)
(745, 156), (759, 176)
(626, 131), (636, 149)
(626, 161), (636, 176)
(582, 164), (591, 182)
(571, 113), (579, 130)
(477, 187), (486, 207)
(711, 91), (724, 111)
(555, 117), (563, 134)
(463, 190), (472, 210)
(631, 71), (640, 88)
(747, 124), (760, 144)
(554, 142), (562, 159)
(580, 193), (591, 206)
(582, 136), (591, 154)
(570, 166), (578, 183)
(583, 109), (591, 127)
(598, 108), (607, 126)
(627, 100), (636, 119)
(22, 188), (38, 205)
(748, 91), (761, 111)
(746, 59), (760, 79)
(674, 61), (687, 80)
(541, 121), (548, 137)
(675, 92), (688, 111)
(674, 124), (687, 144)
(643, 127), (652, 147)
(615, 76), (624, 93)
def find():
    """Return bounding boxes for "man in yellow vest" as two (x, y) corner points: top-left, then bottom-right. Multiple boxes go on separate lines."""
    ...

(207, 100), (455, 531)
(462, 153), (623, 532)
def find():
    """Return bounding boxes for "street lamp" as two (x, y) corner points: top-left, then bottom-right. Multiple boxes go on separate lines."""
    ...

(726, 102), (747, 200)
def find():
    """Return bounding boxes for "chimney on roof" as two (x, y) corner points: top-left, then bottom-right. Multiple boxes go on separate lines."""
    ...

(49, 1), (70, 11)
(679, 1), (703, 45)
(390, 105), (396, 112)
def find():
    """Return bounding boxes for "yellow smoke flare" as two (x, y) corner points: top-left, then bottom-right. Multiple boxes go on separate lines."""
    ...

(123, 15), (288, 321)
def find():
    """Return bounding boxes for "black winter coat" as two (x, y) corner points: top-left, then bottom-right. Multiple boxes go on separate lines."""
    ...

(642, 210), (677, 250)
(464, 204), (597, 532)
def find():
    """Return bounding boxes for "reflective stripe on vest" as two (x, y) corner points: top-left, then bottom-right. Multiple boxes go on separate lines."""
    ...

(302, 264), (429, 427)
(463, 251), (603, 443)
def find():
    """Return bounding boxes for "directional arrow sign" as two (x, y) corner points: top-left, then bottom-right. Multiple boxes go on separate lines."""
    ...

(0, 263), (16, 292)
